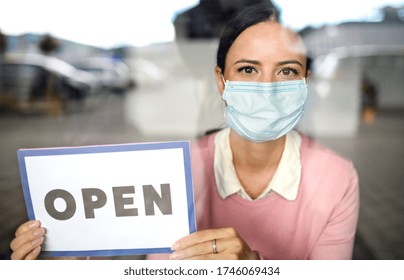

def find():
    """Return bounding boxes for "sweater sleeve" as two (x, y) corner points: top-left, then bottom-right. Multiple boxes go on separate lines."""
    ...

(309, 163), (360, 260)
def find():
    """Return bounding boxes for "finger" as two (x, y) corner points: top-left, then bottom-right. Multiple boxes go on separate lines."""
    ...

(11, 237), (44, 260)
(10, 227), (46, 252)
(184, 254), (233, 260)
(172, 227), (237, 250)
(170, 237), (234, 260)
(15, 220), (41, 237)
(170, 240), (211, 260)
(24, 246), (42, 260)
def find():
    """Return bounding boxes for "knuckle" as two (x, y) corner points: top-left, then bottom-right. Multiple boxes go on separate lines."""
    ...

(15, 222), (29, 237)
(9, 240), (17, 251)
(10, 249), (24, 260)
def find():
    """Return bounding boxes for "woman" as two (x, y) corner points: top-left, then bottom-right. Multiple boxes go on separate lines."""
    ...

(160, 3), (359, 260)
(10, 3), (359, 260)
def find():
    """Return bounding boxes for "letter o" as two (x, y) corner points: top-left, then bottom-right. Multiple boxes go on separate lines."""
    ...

(44, 189), (76, 220)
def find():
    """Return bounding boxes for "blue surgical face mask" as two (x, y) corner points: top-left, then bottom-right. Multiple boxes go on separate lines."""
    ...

(222, 78), (308, 142)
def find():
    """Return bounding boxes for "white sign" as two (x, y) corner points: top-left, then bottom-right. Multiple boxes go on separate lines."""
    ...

(17, 141), (196, 257)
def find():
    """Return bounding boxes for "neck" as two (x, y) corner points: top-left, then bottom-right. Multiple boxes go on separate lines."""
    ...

(229, 130), (285, 171)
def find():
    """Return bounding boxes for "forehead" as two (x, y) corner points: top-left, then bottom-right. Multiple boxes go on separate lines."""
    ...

(227, 22), (306, 63)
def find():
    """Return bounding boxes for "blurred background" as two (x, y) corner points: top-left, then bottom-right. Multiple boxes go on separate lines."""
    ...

(1, 0), (403, 260)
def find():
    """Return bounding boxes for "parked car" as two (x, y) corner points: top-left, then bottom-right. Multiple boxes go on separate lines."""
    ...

(0, 53), (100, 105)
(71, 57), (134, 94)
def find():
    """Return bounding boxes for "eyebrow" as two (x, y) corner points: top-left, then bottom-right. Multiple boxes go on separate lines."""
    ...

(233, 59), (262, 66)
(276, 60), (304, 68)
(234, 59), (304, 68)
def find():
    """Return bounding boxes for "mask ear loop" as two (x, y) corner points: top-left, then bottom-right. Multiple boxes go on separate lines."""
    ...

(220, 75), (228, 104)
(221, 75), (227, 87)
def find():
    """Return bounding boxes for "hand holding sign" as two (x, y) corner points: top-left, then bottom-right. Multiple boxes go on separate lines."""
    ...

(169, 228), (259, 260)
(10, 220), (45, 260)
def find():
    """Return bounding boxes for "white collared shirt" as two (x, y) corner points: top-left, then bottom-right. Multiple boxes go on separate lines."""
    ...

(213, 128), (302, 201)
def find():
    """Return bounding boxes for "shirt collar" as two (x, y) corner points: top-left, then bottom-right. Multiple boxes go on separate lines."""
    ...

(214, 128), (301, 201)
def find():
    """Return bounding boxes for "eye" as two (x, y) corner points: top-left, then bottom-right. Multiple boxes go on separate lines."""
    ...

(280, 68), (298, 76)
(237, 66), (258, 75)
(278, 67), (298, 76)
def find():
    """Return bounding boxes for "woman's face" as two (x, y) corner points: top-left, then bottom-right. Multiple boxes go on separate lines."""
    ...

(216, 22), (307, 93)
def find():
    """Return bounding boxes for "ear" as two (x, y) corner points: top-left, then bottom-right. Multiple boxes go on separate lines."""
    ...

(215, 66), (225, 96)
(306, 69), (311, 82)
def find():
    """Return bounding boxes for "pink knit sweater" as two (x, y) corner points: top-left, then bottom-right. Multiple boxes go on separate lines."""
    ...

(148, 132), (359, 260)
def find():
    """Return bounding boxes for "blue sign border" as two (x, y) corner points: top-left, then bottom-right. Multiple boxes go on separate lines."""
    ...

(17, 141), (196, 257)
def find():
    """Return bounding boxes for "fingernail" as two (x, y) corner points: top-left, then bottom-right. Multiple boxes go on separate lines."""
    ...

(32, 237), (44, 245)
(169, 252), (179, 260)
(171, 242), (180, 250)
(31, 246), (41, 256)
(33, 229), (43, 237)
(28, 221), (38, 228)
